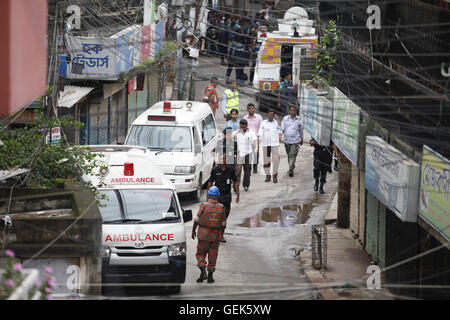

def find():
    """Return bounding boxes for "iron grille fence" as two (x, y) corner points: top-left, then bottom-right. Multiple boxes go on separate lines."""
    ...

(311, 224), (327, 270)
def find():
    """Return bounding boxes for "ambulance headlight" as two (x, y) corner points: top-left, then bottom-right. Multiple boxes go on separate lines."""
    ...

(168, 242), (186, 257)
(101, 246), (111, 259)
(174, 166), (196, 174)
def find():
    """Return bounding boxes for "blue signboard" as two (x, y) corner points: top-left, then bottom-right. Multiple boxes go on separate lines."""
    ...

(365, 136), (420, 222)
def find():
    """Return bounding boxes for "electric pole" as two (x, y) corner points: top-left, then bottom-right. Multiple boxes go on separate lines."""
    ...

(47, 0), (61, 120)
(188, 0), (207, 100)
(170, 0), (185, 100)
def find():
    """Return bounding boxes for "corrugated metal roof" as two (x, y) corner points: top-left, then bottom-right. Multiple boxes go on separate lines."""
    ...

(58, 86), (94, 108)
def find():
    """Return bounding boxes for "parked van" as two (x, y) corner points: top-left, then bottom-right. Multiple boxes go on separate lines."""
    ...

(253, 7), (317, 92)
(125, 101), (218, 201)
(83, 145), (192, 293)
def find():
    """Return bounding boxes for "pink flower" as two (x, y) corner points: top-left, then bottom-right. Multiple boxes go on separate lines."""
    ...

(35, 280), (42, 287)
(13, 263), (23, 271)
(48, 280), (56, 287)
(44, 266), (53, 274)
(4, 279), (15, 287)
(5, 249), (14, 258)
(47, 295), (54, 300)
(44, 287), (52, 293)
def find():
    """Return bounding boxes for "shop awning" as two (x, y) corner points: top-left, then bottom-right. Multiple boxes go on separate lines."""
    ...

(58, 86), (94, 108)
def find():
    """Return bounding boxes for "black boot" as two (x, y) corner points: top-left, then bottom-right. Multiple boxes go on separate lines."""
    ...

(319, 182), (325, 194)
(196, 267), (207, 283)
(314, 179), (319, 192)
(207, 271), (215, 283)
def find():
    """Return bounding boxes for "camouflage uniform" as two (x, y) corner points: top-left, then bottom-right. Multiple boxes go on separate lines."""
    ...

(195, 198), (226, 272)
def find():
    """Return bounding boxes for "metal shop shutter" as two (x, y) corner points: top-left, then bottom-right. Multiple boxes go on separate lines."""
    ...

(386, 208), (419, 298)
(97, 98), (109, 145)
(148, 71), (160, 107)
(128, 90), (138, 130)
(378, 202), (386, 269)
(117, 88), (127, 142)
(366, 190), (379, 263)
(109, 93), (119, 144)
(89, 101), (100, 144)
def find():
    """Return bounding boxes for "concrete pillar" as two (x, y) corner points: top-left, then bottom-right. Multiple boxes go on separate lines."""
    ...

(337, 150), (351, 228)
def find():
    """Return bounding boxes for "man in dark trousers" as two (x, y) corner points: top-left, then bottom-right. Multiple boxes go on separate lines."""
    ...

(248, 38), (261, 85)
(226, 35), (250, 85)
(217, 20), (229, 65)
(310, 138), (333, 194)
(207, 153), (240, 243)
(192, 186), (227, 284)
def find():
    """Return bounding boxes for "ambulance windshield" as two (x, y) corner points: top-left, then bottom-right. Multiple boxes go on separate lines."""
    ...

(99, 189), (181, 224)
(126, 125), (192, 152)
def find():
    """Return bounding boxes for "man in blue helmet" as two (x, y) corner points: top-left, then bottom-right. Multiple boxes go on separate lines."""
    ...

(192, 186), (227, 284)
(207, 153), (239, 243)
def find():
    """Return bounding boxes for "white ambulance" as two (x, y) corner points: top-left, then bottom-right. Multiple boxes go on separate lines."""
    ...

(125, 101), (218, 202)
(84, 145), (192, 293)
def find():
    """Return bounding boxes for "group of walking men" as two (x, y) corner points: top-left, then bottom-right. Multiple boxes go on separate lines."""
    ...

(195, 69), (339, 284)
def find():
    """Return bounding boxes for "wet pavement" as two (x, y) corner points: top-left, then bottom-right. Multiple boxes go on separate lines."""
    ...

(239, 202), (317, 228)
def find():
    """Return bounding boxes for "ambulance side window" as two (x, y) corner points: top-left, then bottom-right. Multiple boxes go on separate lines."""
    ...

(201, 119), (208, 146)
(193, 126), (202, 155)
(205, 114), (216, 142)
(201, 115), (216, 146)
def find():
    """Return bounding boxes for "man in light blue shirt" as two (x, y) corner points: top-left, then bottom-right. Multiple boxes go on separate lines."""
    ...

(281, 106), (304, 177)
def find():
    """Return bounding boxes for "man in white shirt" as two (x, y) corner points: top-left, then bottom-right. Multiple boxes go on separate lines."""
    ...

(242, 103), (263, 173)
(233, 119), (258, 191)
(258, 111), (282, 183)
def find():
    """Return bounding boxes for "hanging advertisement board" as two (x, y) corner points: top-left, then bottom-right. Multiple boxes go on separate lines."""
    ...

(418, 146), (450, 241)
(365, 136), (420, 222)
(300, 84), (332, 146)
(332, 88), (360, 165)
(65, 25), (142, 80)
(65, 36), (117, 80)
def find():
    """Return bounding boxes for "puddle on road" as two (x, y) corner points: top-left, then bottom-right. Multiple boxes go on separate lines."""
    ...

(239, 203), (316, 228)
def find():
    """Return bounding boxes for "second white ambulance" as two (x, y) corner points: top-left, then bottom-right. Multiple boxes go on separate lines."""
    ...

(125, 101), (218, 202)
(84, 145), (192, 293)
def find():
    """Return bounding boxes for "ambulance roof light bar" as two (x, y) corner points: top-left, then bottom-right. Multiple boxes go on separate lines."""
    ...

(163, 101), (171, 113)
(259, 25), (267, 38)
(124, 162), (134, 176)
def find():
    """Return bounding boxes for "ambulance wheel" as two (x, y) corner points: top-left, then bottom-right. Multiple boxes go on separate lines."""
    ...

(191, 174), (203, 202)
